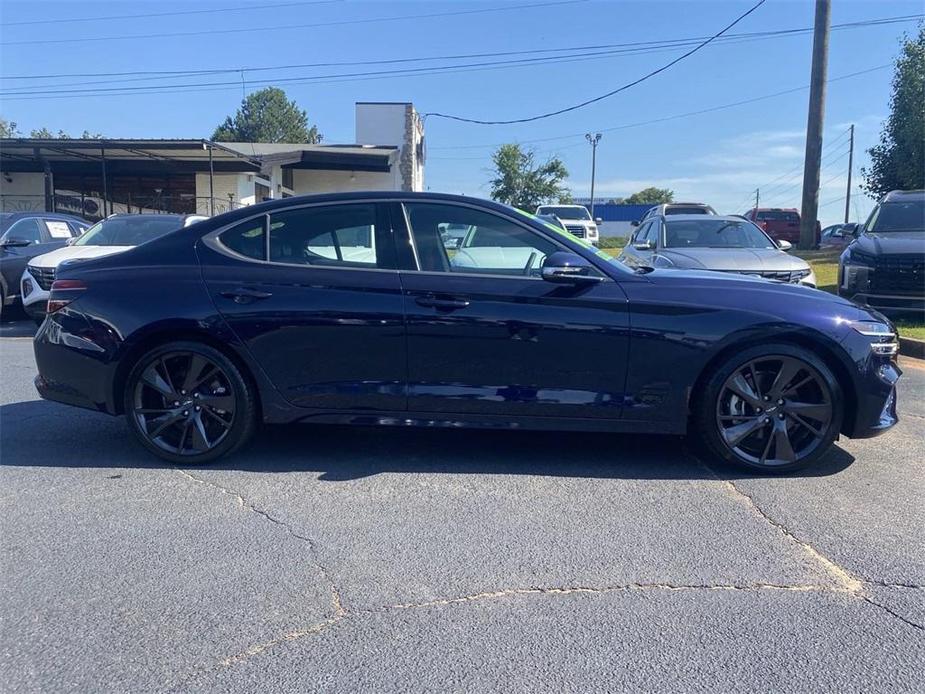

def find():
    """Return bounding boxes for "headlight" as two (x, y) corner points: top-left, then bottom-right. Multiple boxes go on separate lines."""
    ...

(847, 320), (894, 337)
(846, 320), (898, 356)
(791, 268), (812, 281)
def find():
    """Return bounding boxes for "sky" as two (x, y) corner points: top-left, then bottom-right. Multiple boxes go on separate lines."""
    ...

(1, 0), (921, 226)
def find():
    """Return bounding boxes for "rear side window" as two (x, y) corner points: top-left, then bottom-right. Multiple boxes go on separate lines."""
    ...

(757, 210), (800, 222)
(269, 204), (378, 267)
(220, 217), (267, 260)
(666, 206), (709, 215)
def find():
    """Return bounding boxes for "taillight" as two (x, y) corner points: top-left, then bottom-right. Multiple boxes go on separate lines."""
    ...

(759, 221), (768, 231)
(47, 279), (86, 314)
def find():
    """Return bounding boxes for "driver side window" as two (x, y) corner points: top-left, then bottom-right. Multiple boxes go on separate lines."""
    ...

(4, 218), (45, 245)
(404, 203), (557, 277)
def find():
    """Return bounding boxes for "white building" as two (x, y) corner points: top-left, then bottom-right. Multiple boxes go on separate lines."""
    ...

(0, 102), (425, 219)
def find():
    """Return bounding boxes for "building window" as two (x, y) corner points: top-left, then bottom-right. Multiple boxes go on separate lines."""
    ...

(281, 168), (293, 190)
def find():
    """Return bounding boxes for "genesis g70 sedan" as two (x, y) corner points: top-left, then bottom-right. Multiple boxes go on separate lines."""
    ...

(33, 192), (901, 472)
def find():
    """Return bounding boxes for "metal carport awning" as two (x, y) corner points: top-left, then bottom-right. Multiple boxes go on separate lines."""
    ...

(0, 138), (262, 215)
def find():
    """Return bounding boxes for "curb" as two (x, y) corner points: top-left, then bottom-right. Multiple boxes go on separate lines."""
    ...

(899, 337), (925, 360)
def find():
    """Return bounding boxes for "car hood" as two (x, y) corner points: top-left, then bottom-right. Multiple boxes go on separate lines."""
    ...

(852, 231), (925, 256)
(28, 245), (134, 269)
(661, 248), (808, 271)
(643, 267), (864, 317)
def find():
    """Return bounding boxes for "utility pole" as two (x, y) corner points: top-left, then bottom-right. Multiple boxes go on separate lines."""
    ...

(755, 188), (760, 212)
(844, 124), (854, 223)
(798, 0), (830, 249)
(585, 132), (602, 219)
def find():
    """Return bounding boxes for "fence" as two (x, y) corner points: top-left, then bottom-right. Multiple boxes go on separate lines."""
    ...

(0, 194), (241, 220)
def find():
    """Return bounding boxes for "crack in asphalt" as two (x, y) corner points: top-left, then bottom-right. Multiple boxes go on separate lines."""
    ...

(861, 596), (925, 632)
(174, 469), (347, 618)
(690, 453), (925, 636)
(174, 462), (925, 682)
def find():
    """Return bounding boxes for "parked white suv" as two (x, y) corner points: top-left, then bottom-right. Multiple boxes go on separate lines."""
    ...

(21, 213), (206, 322)
(535, 205), (600, 245)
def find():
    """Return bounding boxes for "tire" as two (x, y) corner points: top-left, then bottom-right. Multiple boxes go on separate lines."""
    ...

(692, 343), (843, 473)
(123, 340), (257, 465)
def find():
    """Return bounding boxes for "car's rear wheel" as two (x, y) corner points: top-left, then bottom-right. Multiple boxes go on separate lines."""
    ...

(693, 343), (842, 473)
(124, 341), (257, 464)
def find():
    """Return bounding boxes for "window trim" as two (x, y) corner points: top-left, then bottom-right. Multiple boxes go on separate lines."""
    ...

(396, 199), (613, 282)
(201, 199), (401, 274)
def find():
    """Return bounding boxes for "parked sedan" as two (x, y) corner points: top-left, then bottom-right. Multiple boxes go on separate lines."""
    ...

(820, 223), (855, 249)
(34, 192), (900, 473)
(619, 215), (816, 286)
(21, 213), (206, 322)
(0, 212), (89, 318)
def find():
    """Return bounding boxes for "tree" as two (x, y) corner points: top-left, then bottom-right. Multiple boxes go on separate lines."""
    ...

(488, 144), (570, 211)
(212, 87), (322, 143)
(28, 128), (103, 139)
(624, 187), (674, 205)
(862, 27), (925, 199)
(1, 118), (20, 137)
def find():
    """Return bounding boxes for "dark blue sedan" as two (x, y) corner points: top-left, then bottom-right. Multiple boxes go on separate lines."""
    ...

(32, 192), (901, 472)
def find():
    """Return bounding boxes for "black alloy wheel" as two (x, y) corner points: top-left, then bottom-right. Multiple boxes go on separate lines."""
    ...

(696, 344), (842, 473)
(125, 342), (256, 464)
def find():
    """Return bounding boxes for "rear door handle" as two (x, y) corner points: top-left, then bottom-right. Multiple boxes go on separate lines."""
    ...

(220, 287), (273, 304)
(415, 294), (470, 310)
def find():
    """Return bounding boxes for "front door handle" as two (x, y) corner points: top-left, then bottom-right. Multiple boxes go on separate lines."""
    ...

(415, 294), (470, 310)
(220, 287), (273, 304)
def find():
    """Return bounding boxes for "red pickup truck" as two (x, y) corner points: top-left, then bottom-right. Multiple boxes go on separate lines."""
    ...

(742, 208), (820, 247)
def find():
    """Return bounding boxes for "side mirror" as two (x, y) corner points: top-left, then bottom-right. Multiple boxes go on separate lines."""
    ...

(777, 239), (792, 251)
(842, 223), (860, 237)
(633, 240), (654, 251)
(594, 217), (603, 224)
(66, 237), (79, 246)
(541, 251), (604, 285)
(0, 237), (31, 248)
(630, 220), (640, 227)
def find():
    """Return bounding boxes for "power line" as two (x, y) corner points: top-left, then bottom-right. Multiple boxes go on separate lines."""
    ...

(423, 0), (769, 125)
(0, 45), (726, 96)
(3, 12), (917, 83)
(429, 67), (885, 153)
(0, 0), (585, 47)
(0, 0), (339, 26)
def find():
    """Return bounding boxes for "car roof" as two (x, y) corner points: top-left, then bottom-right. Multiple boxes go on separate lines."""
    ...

(191, 191), (548, 230)
(105, 213), (191, 220)
(661, 214), (748, 222)
(0, 211), (86, 221)
(883, 189), (924, 202)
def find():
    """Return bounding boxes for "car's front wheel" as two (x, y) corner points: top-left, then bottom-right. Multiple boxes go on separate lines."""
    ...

(124, 341), (257, 464)
(693, 343), (842, 473)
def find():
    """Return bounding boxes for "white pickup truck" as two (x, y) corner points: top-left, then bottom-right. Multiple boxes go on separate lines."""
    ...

(535, 205), (600, 245)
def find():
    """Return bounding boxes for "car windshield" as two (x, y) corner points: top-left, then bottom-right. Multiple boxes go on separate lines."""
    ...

(537, 206), (591, 220)
(865, 200), (925, 232)
(665, 219), (776, 249)
(74, 216), (185, 247)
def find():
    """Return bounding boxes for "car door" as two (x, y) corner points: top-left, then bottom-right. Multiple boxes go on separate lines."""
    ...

(0, 218), (64, 297)
(199, 201), (407, 412)
(394, 200), (630, 421)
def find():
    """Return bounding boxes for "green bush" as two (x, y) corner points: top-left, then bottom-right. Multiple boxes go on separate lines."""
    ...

(597, 236), (627, 249)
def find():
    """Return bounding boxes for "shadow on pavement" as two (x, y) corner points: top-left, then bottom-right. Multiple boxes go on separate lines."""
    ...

(0, 319), (36, 338)
(0, 399), (856, 481)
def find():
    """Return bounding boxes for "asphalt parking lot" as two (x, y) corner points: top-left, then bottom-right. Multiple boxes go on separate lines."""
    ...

(1, 319), (923, 693)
